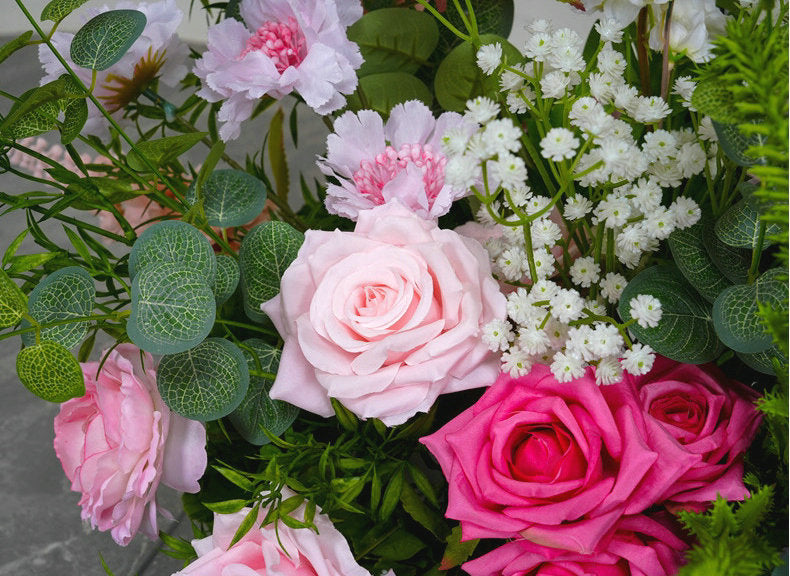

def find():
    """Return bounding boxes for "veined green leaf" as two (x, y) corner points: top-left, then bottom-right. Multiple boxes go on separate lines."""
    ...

(0, 268), (27, 329)
(127, 132), (206, 172)
(70, 10), (146, 71)
(0, 31), (33, 66)
(186, 169), (267, 228)
(346, 72), (433, 116)
(17, 341), (85, 402)
(41, 0), (90, 22)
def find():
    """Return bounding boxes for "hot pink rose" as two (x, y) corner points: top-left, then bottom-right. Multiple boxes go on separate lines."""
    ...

(463, 513), (688, 576)
(261, 201), (506, 426)
(420, 366), (688, 553)
(173, 491), (390, 576)
(603, 356), (762, 505)
(54, 344), (207, 546)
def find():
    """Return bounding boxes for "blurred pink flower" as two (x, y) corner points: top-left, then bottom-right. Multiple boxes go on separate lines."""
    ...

(194, 0), (363, 141)
(318, 100), (474, 220)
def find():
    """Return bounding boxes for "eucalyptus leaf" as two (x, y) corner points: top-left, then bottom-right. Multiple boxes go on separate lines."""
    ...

(128, 262), (216, 355)
(713, 120), (765, 167)
(127, 132), (206, 172)
(213, 254), (240, 304)
(348, 8), (439, 76)
(239, 221), (303, 323)
(0, 75), (84, 138)
(346, 72), (432, 116)
(229, 339), (298, 445)
(667, 217), (732, 302)
(186, 169), (267, 228)
(0, 31), (33, 66)
(128, 220), (216, 284)
(618, 264), (722, 364)
(16, 341), (85, 402)
(21, 266), (95, 348)
(738, 346), (786, 375)
(703, 217), (751, 284)
(434, 34), (521, 112)
(41, 0), (91, 22)
(157, 338), (250, 421)
(70, 9), (146, 71)
(0, 268), (27, 329)
(61, 98), (88, 144)
(715, 195), (782, 249)
(712, 268), (787, 354)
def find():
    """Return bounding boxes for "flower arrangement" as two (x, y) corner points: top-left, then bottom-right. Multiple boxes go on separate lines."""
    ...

(0, 0), (787, 575)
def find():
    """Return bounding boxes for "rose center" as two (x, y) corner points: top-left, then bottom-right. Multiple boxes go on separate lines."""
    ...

(649, 393), (707, 438)
(352, 144), (447, 205)
(240, 17), (306, 72)
(509, 426), (585, 483)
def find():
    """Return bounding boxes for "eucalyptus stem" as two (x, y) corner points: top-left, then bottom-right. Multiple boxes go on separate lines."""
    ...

(214, 319), (277, 336)
(0, 310), (130, 342)
(413, 0), (470, 42)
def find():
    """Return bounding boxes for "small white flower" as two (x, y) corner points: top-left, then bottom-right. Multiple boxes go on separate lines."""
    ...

(532, 248), (556, 280)
(524, 31), (553, 62)
(551, 351), (585, 382)
(597, 45), (626, 77)
(444, 155), (478, 188)
(564, 195), (593, 220)
(519, 325), (551, 355)
(508, 183), (532, 208)
(550, 46), (585, 73)
(491, 154), (528, 191)
(677, 142), (707, 178)
(643, 206), (676, 240)
(552, 28), (583, 51)
(477, 43), (502, 75)
(549, 288), (585, 323)
(528, 18), (552, 34)
(465, 96), (500, 124)
(630, 177), (663, 214)
(612, 84), (639, 111)
(698, 116), (718, 142)
(545, 317), (569, 349)
(496, 246), (527, 281)
(483, 119), (522, 155)
(484, 235), (505, 259)
(594, 194), (632, 228)
(600, 272), (627, 304)
(502, 346), (532, 377)
(595, 18), (625, 43)
(621, 343), (656, 375)
(482, 318), (514, 352)
(529, 279), (560, 302)
(569, 256), (600, 288)
(506, 90), (529, 114)
(507, 288), (532, 325)
(442, 126), (473, 157)
(525, 194), (552, 216)
(586, 299), (607, 317)
(531, 218), (563, 248)
(629, 294), (663, 328)
(596, 356), (623, 385)
(671, 196), (701, 228)
(631, 96), (671, 124)
(540, 71), (571, 99)
(540, 128), (580, 161)
(642, 129), (678, 163)
(673, 76), (697, 110)
(500, 63), (526, 91)
(589, 323), (625, 358)
(566, 325), (596, 362)
(588, 71), (621, 102)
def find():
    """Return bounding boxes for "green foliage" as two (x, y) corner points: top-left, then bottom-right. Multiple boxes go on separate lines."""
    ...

(619, 264), (723, 363)
(0, 75), (85, 140)
(157, 338), (250, 421)
(713, 120), (764, 166)
(229, 339), (299, 445)
(212, 254), (240, 305)
(667, 216), (732, 302)
(678, 488), (781, 576)
(0, 268), (27, 328)
(127, 133), (206, 172)
(70, 10), (147, 71)
(21, 266), (95, 348)
(129, 220), (216, 284)
(715, 195), (781, 249)
(186, 169), (268, 228)
(0, 31), (34, 67)
(267, 108), (289, 203)
(16, 340), (85, 402)
(346, 73), (433, 116)
(41, 0), (91, 22)
(348, 8), (439, 76)
(691, 79), (740, 124)
(440, 524), (478, 570)
(238, 221), (303, 323)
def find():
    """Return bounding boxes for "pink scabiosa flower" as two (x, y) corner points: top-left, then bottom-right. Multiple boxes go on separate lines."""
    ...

(317, 100), (475, 220)
(194, 0), (363, 141)
(38, 0), (189, 136)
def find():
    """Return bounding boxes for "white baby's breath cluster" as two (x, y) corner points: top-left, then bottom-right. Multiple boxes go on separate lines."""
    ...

(447, 18), (718, 384)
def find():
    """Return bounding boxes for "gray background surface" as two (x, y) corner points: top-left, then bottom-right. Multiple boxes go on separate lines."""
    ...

(0, 2), (594, 574)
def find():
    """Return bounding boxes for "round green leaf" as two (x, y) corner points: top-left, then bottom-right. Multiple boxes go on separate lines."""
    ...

(128, 220), (216, 285)
(738, 346), (786, 375)
(434, 34), (521, 112)
(21, 266), (95, 348)
(230, 339), (299, 445)
(0, 268), (27, 329)
(70, 9), (147, 71)
(213, 254), (240, 304)
(17, 341), (85, 402)
(668, 217), (732, 302)
(239, 221), (303, 323)
(703, 217), (751, 284)
(186, 169), (268, 228)
(712, 268), (787, 354)
(618, 264), (723, 364)
(712, 120), (765, 167)
(715, 195), (782, 249)
(157, 338), (249, 421)
(347, 8), (439, 76)
(128, 262), (216, 355)
(346, 72), (433, 116)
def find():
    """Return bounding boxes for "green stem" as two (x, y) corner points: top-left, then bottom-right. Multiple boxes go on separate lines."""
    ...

(1, 311), (130, 342)
(748, 221), (766, 283)
(413, 0), (470, 41)
(214, 319), (278, 336)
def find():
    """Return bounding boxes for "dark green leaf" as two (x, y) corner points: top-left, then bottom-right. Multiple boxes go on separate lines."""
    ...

(128, 220), (216, 284)
(127, 132), (206, 172)
(41, 0), (90, 22)
(331, 397), (359, 432)
(60, 98), (88, 144)
(213, 465), (256, 492)
(713, 120), (764, 167)
(229, 503), (259, 547)
(0, 31), (34, 66)
(213, 254), (240, 304)
(70, 10), (147, 71)
(186, 169), (268, 228)
(346, 72), (432, 116)
(440, 525), (478, 570)
(371, 528), (425, 561)
(379, 465), (404, 521)
(690, 80), (740, 124)
(715, 195), (782, 249)
(0, 268), (27, 329)
(203, 499), (249, 514)
(668, 217), (732, 302)
(400, 480), (447, 539)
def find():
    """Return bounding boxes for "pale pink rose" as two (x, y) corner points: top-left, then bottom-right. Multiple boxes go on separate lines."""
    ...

(38, 0), (189, 136)
(603, 356), (762, 506)
(173, 490), (390, 576)
(463, 513), (688, 576)
(194, 0), (363, 141)
(420, 366), (690, 553)
(317, 100), (474, 220)
(261, 201), (506, 426)
(54, 344), (207, 546)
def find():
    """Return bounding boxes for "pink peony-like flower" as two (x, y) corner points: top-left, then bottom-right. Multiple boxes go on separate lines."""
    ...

(173, 490), (391, 576)
(603, 356), (762, 506)
(38, 0), (189, 136)
(261, 201), (506, 426)
(317, 100), (474, 220)
(54, 344), (207, 546)
(463, 513), (688, 576)
(420, 365), (690, 553)
(193, 0), (363, 141)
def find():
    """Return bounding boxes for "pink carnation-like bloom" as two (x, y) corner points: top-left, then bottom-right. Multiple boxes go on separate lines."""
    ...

(194, 0), (363, 141)
(463, 513), (688, 576)
(261, 201), (506, 426)
(603, 356), (762, 506)
(54, 344), (207, 546)
(173, 490), (392, 576)
(317, 100), (474, 220)
(421, 365), (692, 553)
